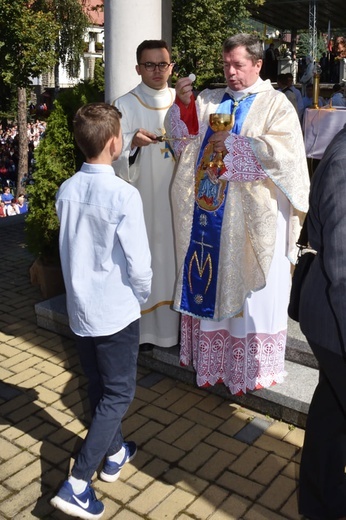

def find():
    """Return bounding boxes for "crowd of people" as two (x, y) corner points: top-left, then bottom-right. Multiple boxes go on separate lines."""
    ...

(277, 72), (346, 125)
(261, 41), (346, 130)
(0, 120), (47, 180)
(263, 35), (346, 86)
(0, 124), (18, 187)
(0, 119), (45, 217)
(0, 187), (28, 217)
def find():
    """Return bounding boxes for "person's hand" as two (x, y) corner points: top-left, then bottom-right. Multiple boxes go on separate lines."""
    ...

(209, 131), (229, 153)
(175, 77), (194, 106)
(132, 129), (159, 148)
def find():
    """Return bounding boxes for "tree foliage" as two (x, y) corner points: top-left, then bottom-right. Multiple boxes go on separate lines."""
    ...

(0, 0), (91, 194)
(0, 0), (91, 90)
(93, 59), (105, 97)
(0, 0), (61, 194)
(0, 79), (17, 120)
(0, 0), (60, 88)
(56, 0), (90, 77)
(296, 32), (328, 61)
(172, 0), (264, 88)
(35, 0), (91, 79)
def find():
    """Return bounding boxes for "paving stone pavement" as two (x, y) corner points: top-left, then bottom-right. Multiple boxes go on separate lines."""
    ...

(0, 216), (306, 520)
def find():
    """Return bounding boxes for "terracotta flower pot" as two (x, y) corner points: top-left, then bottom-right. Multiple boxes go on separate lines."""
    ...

(30, 257), (65, 300)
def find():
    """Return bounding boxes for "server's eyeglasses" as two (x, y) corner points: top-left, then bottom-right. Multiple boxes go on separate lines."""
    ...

(139, 62), (171, 71)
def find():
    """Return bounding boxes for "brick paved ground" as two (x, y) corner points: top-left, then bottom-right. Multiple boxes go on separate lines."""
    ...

(0, 216), (306, 520)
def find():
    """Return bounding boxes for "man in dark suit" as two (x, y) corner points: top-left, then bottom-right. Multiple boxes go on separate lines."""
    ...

(298, 124), (346, 520)
(264, 43), (277, 81)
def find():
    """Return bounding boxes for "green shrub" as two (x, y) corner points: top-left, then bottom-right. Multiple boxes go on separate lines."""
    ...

(25, 100), (75, 262)
(25, 80), (104, 263)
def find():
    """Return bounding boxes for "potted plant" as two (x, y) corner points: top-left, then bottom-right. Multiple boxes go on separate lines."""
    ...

(26, 100), (75, 299)
(26, 80), (104, 299)
(95, 42), (103, 53)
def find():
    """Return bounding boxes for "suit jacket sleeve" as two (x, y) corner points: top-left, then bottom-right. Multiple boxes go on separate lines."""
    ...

(318, 156), (346, 354)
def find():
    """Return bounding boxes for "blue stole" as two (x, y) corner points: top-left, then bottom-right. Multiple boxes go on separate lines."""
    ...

(180, 92), (257, 319)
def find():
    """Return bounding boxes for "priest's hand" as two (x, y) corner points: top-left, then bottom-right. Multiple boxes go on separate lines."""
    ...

(209, 131), (229, 153)
(132, 129), (159, 148)
(175, 77), (194, 106)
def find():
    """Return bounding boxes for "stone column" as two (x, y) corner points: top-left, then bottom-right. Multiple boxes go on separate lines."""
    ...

(104, 0), (172, 104)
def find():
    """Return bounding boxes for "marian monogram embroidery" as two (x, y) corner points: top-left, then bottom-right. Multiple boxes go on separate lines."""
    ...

(188, 232), (213, 304)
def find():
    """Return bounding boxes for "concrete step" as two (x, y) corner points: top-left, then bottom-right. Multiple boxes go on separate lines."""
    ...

(34, 294), (318, 428)
(140, 344), (317, 429)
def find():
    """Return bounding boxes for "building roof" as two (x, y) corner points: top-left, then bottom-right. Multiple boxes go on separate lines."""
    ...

(84, 0), (104, 26)
(247, 0), (346, 32)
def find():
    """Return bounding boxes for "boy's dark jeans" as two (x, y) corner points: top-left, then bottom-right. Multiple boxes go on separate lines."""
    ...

(71, 319), (139, 482)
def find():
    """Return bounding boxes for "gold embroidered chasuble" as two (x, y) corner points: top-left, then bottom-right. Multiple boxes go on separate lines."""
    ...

(167, 80), (310, 321)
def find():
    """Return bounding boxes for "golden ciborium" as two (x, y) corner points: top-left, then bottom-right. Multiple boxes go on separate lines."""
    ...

(209, 113), (234, 168)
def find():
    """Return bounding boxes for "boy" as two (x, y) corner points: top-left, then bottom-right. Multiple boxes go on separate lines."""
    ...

(1, 186), (14, 206)
(50, 103), (152, 519)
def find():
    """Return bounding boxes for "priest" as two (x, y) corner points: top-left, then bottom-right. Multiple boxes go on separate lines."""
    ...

(165, 33), (310, 395)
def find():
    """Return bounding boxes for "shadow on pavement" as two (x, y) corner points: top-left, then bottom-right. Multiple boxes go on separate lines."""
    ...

(0, 380), (86, 518)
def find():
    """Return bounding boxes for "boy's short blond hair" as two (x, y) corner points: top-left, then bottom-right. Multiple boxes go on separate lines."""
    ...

(73, 103), (122, 159)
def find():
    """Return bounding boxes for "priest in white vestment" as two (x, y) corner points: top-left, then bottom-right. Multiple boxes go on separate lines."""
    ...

(165, 34), (310, 394)
(113, 40), (180, 349)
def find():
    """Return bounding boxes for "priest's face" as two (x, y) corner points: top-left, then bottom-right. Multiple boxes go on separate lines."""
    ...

(136, 47), (173, 90)
(223, 46), (262, 91)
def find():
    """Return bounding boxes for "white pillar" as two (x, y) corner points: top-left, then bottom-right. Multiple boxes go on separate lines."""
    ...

(104, 0), (172, 104)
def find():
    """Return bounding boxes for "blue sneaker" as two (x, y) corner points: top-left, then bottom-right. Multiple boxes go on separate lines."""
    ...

(100, 441), (137, 482)
(50, 480), (104, 519)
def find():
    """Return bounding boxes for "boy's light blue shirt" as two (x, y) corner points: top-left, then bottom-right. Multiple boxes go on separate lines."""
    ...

(56, 163), (152, 337)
